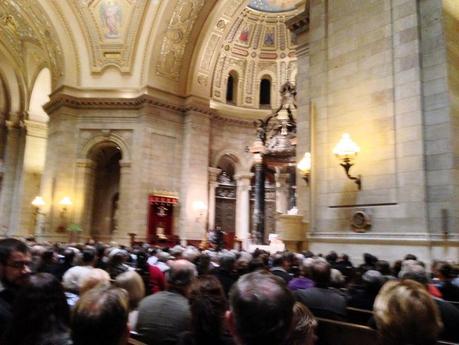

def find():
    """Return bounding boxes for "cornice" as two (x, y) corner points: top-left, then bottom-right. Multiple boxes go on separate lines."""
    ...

(211, 114), (254, 128)
(285, 7), (309, 35)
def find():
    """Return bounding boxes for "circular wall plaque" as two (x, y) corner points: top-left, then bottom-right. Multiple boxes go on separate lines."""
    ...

(351, 210), (371, 232)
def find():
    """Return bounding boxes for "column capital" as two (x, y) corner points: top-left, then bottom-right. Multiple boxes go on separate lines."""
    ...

(5, 119), (25, 130)
(208, 167), (222, 183)
(235, 172), (253, 180)
(119, 160), (132, 168)
(76, 159), (95, 169)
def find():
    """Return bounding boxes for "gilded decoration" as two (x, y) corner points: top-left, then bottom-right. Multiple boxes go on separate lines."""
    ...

(71, 0), (149, 73)
(199, 3), (300, 109)
(156, 0), (205, 81)
(0, 0), (64, 84)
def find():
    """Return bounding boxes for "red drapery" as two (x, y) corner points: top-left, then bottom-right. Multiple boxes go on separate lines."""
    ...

(147, 195), (178, 243)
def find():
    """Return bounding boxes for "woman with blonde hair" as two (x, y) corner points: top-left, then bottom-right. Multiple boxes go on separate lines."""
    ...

(373, 280), (443, 345)
(114, 270), (145, 329)
(286, 302), (318, 345)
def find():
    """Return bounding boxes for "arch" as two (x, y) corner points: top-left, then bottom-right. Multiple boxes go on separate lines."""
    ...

(212, 150), (242, 175)
(28, 68), (51, 123)
(0, 51), (26, 115)
(259, 75), (272, 108)
(80, 134), (131, 162)
(226, 70), (239, 105)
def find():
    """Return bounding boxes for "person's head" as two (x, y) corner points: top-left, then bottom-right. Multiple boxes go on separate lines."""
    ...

(271, 253), (288, 269)
(437, 261), (453, 280)
(227, 271), (294, 345)
(166, 259), (197, 295)
(219, 252), (236, 272)
(79, 268), (111, 295)
(310, 260), (331, 288)
(362, 270), (385, 294)
(325, 251), (338, 264)
(81, 248), (96, 266)
(114, 270), (145, 310)
(404, 254), (418, 261)
(375, 260), (392, 276)
(3, 273), (70, 345)
(248, 257), (267, 272)
(363, 253), (377, 266)
(286, 302), (318, 345)
(72, 286), (129, 345)
(374, 280), (442, 345)
(188, 275), (227, 342)
(0, 238), (31, 287)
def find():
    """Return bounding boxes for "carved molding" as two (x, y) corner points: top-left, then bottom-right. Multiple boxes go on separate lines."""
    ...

(156, 0), (206, 80)
(285, 8), (309, 35)
(0, 0), (64, 85)
(70, 0), (149, 74)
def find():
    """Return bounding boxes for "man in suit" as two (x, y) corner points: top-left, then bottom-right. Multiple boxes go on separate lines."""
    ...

(294, 260), (347, 320)
(136, 259), (197, 345)
(226, 271), (294, 345)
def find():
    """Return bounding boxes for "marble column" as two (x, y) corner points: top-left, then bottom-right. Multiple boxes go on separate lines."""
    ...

(252, 160), (265, 244)
(117, 160), (132, 242)
(235, 173), (252, 249)
(208, 167), (221, 230)
(275, 168), (290, 214)
(74, 159), (96, 239)
(0, 118), (25, 236)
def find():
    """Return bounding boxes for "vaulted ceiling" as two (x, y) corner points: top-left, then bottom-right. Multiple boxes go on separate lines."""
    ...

(0, 0), (306, 115)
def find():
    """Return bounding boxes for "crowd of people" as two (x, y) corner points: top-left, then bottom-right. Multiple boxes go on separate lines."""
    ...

(0, 237), (458, 345)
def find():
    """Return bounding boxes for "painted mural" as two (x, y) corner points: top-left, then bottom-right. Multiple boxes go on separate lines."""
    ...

(248, 0), (302, 13)
(99, 0), (122, 39)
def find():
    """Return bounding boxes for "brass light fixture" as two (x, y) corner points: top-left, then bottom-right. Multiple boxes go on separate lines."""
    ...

(297, 152), (311, 185)
(333, 133), (362, 190)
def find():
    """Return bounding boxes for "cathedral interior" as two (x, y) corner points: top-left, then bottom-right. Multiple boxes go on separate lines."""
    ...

(0, 0), (458, 263)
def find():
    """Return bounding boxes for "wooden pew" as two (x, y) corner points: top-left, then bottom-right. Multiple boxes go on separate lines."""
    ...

(345, 306), (373, 325)
(128, 331), (147, 345)
(316, 317), (459, 345)
(316, 317), (378, 345)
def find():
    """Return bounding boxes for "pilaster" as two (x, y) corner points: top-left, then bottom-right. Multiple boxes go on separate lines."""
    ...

(0, 117), (26, 236)
(235, 172), (252, 250)
(179, 98), (212, 241)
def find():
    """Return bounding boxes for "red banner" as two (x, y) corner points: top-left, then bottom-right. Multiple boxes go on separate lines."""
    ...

(148, 195), (178, 205)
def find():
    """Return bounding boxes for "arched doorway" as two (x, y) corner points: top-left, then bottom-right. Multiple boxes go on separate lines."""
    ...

(87, 142), (122, 241)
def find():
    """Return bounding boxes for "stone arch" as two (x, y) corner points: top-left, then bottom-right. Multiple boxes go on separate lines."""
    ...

(226, 68), (243, 105)
(0, 53), (25, 115)
(28, 68), (51, 123)
(212, 150), (242, 175)
(80, 134), (131, 163)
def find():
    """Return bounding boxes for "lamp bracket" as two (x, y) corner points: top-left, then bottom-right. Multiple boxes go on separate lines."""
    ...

(340, 158), (361, 190)
(302, 173), (310, 185)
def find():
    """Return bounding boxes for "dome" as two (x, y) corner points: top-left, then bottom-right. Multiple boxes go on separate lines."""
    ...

(210, 4), (303, 113)
(248, 0), (304, 13)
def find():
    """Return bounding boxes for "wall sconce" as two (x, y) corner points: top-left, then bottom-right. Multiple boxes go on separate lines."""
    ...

(31, 196), (45, 235)
(193, 201), (207, 219)
(333, 133), (362, 190)
(59, 197), (72, 230)
(297, 152), (311, 185)
(31, 196), (45, 211)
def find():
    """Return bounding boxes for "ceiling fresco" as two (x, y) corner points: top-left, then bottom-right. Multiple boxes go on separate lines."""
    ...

(248, 0), (303, 13)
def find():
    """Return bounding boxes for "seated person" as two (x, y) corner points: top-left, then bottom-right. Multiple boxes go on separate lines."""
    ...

(71, 286), (129, 345)
(294, 260), (347, 320)
(373, 280), (442, 345)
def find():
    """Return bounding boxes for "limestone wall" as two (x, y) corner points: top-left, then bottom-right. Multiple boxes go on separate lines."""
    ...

(308, 0), (425, 235)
